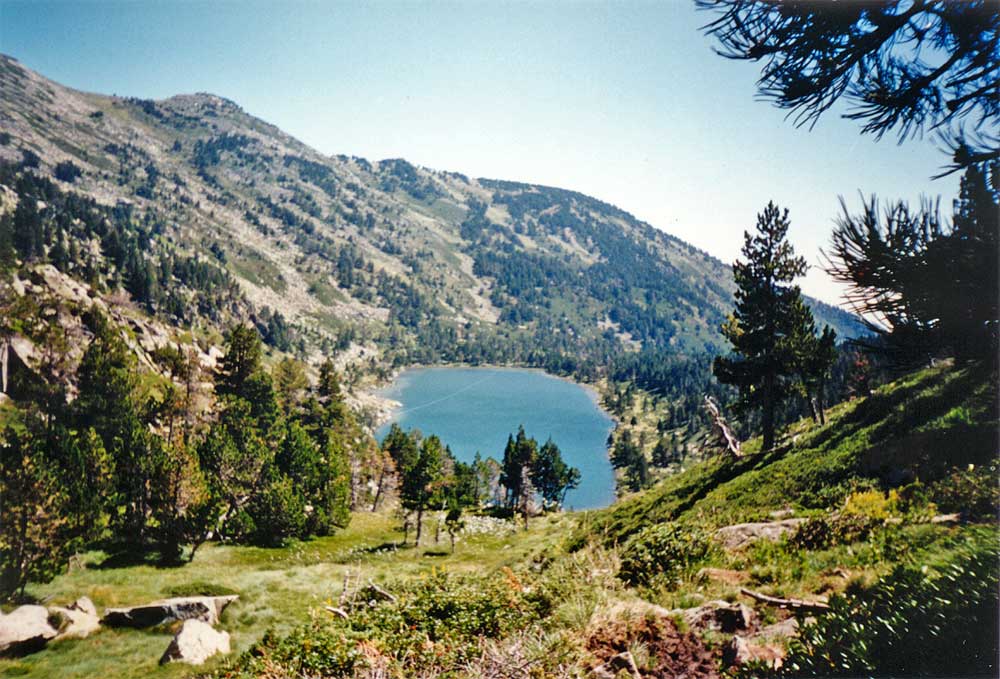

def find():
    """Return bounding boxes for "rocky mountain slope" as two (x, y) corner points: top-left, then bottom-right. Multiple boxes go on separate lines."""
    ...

(0, 54), (859, 378)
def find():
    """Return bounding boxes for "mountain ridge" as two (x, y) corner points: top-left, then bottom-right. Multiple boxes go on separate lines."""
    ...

(0, 53), (861, 378)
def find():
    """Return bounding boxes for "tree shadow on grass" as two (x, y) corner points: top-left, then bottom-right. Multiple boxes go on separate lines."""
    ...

(354, 540), (411, 555)
(90, 544), (181, 570)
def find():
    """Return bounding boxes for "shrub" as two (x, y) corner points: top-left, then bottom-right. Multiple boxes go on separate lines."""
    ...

(790, 513), (880, 551)
(929, 464), (999, 520)
(769, 536), (999, 677)
(617, 523), (710, 589)
(54, 160), (82, 183)
(842, 488), (899, 519)
(211, 570), (546, 677)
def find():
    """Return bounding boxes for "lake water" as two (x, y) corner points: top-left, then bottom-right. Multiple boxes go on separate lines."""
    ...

(376, 367), (616, 509)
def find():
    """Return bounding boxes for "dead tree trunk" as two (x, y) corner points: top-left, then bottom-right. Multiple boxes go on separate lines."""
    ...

(740, 587), (830, 612)
(704, 396), (742, 457)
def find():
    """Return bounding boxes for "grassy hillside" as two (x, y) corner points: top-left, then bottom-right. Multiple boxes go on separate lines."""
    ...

(590, 363), (997, 542)
(3, 364), (994, 678)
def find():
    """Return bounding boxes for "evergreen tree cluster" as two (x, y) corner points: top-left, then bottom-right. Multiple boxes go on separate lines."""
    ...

(0, 318), (366, 600)
(380, 423), (579, 543)
(500, 426), (580, 526)
(0, 161), (269, 338)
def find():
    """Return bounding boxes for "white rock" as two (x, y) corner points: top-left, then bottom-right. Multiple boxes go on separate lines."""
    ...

(50, 597), (100, 640)
(0, 605), (58, 656)
(159, 619), (231, 665)
(68, 596), (98, 617)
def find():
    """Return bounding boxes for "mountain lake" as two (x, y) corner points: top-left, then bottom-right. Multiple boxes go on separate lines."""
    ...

(376, 367), (616, 509)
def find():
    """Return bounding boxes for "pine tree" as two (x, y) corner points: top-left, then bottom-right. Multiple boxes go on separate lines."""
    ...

(788, 298), (838, 425)
(713, 202), (808, 451)
(273, 357), (309, 415)
(75, 313), (156, 542)
(530, 438), (580, 510)
(400, 434), (446, 546)
(699, 0), (998, 174)
(500, 426), (537, 518)
(0, 431), (70, 600)
(826, 162), (998, 364)
(652, 436), (677, 467)
(624, 451), (650, 492)
(216, 324), (264, 400)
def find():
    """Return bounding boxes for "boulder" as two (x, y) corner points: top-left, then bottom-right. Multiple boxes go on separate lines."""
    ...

(722, 615), (802, 669)
(757, 617), (799, 639)
(159, 619), (231, 665)
(722, 634), (787, 669)
(0, 605), (58, 656)
(714, 518), (807, 550)
(67, 596), (98, 617)
(50, 597), (100, 640)
(675, 600), (755, 634)
(102, 595), (237, 628)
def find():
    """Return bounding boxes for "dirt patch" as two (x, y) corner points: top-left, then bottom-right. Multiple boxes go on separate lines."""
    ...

(586, 615), (721, 679)
(698, 567), (749, 586)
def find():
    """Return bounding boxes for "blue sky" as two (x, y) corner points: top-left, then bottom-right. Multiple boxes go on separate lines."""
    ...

(0, 0), (958, 305)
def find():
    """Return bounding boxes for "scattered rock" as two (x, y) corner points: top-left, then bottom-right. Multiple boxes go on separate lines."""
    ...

(159, 619), (231, 665)
(0, 605), (59, 656)
(722, 634), (787, 669)
(589, 665), (616, 679)
(722, 613), (803, 669)
(67, 596), (98, 617)
(757, 617), (799, 639)
(674, 601), (755, 634)
(50, 596), (100, 640)
(769, 508), (795, 519)
(102, 595), (237, 628)
(714, 518), (807, 550)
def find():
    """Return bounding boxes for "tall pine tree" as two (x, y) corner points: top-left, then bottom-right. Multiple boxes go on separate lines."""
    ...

(713, 202), (808, 451)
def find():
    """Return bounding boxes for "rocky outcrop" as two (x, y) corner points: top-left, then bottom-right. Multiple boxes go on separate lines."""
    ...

(723, 634), (788, 669)
(722, 616), (803, 669)
(714, 518), (807, 550)
(102, 595), (238, 628)
(50, 597), (100, 640)
(0, 605), (59, 656)
(673, 601), (756, 634)
(159, 619), (231, 665)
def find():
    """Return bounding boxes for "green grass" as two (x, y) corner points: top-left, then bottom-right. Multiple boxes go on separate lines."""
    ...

(306, 277), (347, 306)
(3, 365), (996, 678)
(227, 249), (287, 294)
(0, 513), (574, 679)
